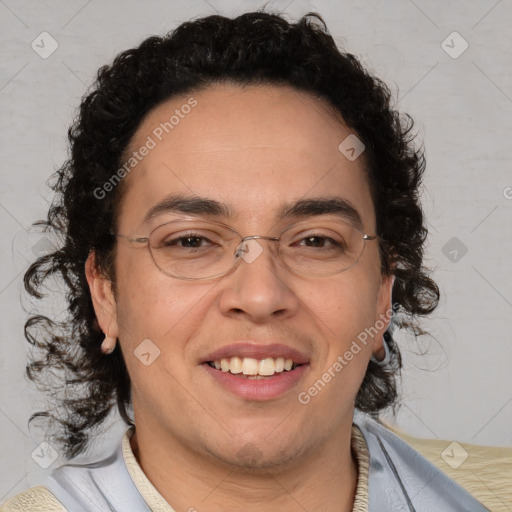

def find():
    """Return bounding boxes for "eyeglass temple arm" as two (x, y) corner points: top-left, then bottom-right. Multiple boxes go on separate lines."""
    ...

(112, 233), (149, 244)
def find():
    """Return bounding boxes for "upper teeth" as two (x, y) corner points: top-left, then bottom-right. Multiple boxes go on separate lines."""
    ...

(211, 357), (296, 376)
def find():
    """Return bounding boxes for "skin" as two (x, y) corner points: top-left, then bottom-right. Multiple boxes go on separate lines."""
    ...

(86, 83), (393, 512)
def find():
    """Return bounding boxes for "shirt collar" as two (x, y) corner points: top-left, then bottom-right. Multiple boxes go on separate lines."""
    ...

(121, 424), (369, 512)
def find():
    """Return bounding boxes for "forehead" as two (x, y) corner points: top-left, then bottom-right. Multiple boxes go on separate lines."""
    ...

(117, 83), (375, 231)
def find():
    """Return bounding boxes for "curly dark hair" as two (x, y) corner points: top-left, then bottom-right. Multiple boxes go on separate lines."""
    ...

(23, 10), (439, 460)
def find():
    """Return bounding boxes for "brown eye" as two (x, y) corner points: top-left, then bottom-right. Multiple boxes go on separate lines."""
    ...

(167, 236), (209, 248)
(299, 236), (336, 248)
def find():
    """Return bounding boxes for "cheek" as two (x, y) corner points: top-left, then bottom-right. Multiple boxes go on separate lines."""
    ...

(297, 278), (377, 414)
(303, 274), (379, 346)
(115, 270), (218, 414)
(114, 251), (215, 348)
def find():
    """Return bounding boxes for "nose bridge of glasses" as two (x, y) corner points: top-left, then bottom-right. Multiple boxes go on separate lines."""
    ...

(234, 235), (280, 265)
(241, 234), (280, 243)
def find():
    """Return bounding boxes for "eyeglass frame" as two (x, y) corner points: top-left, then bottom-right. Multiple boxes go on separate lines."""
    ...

(112, 216), (379, 281)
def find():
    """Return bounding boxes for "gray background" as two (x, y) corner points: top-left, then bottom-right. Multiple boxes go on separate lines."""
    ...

(1, 0), (511, 501)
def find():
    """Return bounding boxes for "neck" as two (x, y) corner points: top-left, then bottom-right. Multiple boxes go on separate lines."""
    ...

(129, 421), (358, 512)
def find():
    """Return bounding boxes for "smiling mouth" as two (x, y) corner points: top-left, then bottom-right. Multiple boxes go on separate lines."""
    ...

(206, 356), (304, 378)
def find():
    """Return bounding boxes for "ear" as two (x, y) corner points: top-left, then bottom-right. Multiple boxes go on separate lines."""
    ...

(85, 250), (119, 339)
(372, 273), (395, 359)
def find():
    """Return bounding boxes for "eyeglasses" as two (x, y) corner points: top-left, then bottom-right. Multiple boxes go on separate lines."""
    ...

(114, 217), (378, 280)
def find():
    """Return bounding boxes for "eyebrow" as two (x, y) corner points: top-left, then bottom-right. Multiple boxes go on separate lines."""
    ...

(277, 198), (364, 230)
(142, 194), (233, 224)
(142, 194), (364, 230)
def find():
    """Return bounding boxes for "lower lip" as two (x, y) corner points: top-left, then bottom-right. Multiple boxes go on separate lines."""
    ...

(203, 363), (309, 401)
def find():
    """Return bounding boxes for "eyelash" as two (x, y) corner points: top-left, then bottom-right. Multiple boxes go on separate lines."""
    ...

(162, 233), (345, 250)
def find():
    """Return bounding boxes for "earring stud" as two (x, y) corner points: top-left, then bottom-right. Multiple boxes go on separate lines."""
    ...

(371, 332), (391, 366)
(101, 334), (117, 355)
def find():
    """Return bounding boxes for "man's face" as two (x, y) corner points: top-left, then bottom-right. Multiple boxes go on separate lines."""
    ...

(105, 83), (392, 469)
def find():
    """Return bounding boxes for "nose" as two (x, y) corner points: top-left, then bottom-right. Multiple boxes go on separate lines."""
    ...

(218, 238), (300, 323)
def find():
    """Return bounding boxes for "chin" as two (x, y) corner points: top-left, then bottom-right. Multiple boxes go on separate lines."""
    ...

(205, 437), (308, 473)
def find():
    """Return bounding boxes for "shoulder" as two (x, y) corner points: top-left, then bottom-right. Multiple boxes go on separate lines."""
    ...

(0, 486), (67, 512)
(353, 411), (505, 510)
(388, 423), (512, 512)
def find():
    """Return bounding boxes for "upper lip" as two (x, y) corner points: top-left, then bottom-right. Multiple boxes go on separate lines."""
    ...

(202, 343), (310, 365)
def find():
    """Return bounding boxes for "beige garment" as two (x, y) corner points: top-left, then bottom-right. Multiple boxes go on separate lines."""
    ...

(0, 425), (370, 512)
(0, 486), (66, 512)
